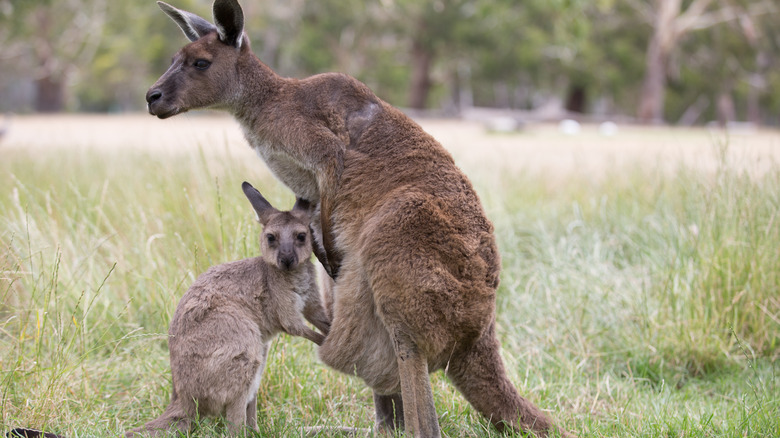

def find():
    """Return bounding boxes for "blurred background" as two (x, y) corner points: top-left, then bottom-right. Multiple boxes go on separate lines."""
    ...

(0, 0), (778, 126)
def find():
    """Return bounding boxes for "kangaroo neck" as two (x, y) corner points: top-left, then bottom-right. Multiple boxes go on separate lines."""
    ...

(230, 53), (288, 130)
(228, 53), (321, 202)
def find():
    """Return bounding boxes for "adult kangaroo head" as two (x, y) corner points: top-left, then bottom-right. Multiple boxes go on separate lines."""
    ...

(242, 182), (314, 272)
(146, 0), (247, 118)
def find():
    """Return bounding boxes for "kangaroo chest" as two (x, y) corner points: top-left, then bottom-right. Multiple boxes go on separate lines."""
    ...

(243, 127), (320, 202)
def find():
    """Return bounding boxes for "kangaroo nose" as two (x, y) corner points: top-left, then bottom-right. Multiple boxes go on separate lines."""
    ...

(146, 89), (162, 105)
(279, 255), (296, 270)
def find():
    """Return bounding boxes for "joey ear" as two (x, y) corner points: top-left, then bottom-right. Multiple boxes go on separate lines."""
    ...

(158, 1), (217, 42)
(292, 197), (313, 214)
(242, 181), (277, 224)
(213, 0), (244, 48)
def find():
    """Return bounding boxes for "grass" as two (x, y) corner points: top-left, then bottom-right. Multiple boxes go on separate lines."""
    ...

(1, 132), (778, 437)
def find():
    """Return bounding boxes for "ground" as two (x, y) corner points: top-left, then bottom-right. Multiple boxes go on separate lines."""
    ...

(4, 113), (779, 178)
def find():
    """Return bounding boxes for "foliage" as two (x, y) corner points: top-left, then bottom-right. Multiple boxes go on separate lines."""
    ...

(0, 0), (778, 121)
(0, 0), (108, 111)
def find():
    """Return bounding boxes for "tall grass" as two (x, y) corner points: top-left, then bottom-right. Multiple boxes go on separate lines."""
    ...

(484, 139), (779, 376)
(1, 136), (778, 437)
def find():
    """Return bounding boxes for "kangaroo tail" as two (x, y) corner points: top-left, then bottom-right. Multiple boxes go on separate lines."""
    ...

(125, 393), (191, 438)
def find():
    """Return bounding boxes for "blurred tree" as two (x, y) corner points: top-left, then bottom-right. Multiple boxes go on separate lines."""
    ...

(738, 3), (780, 124)
(666, 9), (757, 124)
(576, 1), (650, 116)
(398, 0), (470, 109)
(634, 0), (775, 123)
(460, 0), (611, 115)
(241, 0), (306, 73)
(0, 0), (777, 124)
(0, 0), (106, 112)
(348, 0), (479, 110)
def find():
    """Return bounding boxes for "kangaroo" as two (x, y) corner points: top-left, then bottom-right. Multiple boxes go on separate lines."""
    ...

(146, 1), (571, 436)
(126, 182), (331, 437)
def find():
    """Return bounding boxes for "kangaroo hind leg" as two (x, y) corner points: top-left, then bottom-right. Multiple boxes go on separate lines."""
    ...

(225, 398), (249, 436)
(392, 329), (440, 438)
(245, 393), (258, 431)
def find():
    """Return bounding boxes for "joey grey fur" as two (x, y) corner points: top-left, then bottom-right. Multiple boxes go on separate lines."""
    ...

(146, 1), (572, 436)
(126, 182), (330, 437)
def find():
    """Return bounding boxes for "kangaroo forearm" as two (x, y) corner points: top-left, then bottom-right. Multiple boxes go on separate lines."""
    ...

(289, 326), (325, 346)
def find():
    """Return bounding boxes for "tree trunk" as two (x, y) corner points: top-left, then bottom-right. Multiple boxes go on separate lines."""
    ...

(746, 51), (768, 125)
(716, 91), (735, 126)
(638, 0), (681, 124)
(637, 39), (667, 123)
(32, 6), (65, 113)
(746, 74), (761, 124)
(565, 85), (586, 113)
(35, 74), (65, 112)
(408, 38), (433, 110)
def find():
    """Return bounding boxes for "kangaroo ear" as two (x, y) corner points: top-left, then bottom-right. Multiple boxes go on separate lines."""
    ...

(292, 197), (313, 214)
(242, 181), (276, 224)
(158, 1), (216, 42)
(213, 0), (244, 49)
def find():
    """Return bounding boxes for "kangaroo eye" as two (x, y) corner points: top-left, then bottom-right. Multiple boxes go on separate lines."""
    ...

(296, 233), (307, 243)
(193, 59), (211, 70)
(266, 234), (276, 244)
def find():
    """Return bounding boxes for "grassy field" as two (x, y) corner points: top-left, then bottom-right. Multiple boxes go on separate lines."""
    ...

(1, 115), (779, 437)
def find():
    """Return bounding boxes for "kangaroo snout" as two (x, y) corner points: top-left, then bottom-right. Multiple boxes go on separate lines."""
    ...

(145, 89), (162, 116)
(278, 253), (297, 271)
(145, 88), (177, 119)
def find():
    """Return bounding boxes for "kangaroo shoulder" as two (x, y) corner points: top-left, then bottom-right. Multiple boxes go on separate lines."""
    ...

(196, 257), (265, 286)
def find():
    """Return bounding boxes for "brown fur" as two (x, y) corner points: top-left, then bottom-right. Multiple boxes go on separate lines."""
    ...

(126, 182), (330, 437)
(146, 1), (571, 436)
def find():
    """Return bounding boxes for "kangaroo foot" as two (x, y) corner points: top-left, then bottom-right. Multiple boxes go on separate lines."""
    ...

(373, 391), (404, 432)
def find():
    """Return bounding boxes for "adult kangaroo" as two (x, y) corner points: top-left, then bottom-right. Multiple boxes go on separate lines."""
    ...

(146, 1), (570, 436)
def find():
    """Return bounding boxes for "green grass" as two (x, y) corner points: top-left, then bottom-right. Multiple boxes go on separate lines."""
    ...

(1, 136), (778, 437)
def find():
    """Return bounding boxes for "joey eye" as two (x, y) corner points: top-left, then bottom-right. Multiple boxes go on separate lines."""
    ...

(193, 59), (211, 70)
(296, 233), (307, 243)
(266, 234), (276, 244)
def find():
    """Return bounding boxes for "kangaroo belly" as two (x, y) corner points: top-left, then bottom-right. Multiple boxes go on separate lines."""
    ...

(317, 266), (401, 394)
(320, 321), (401, 395)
